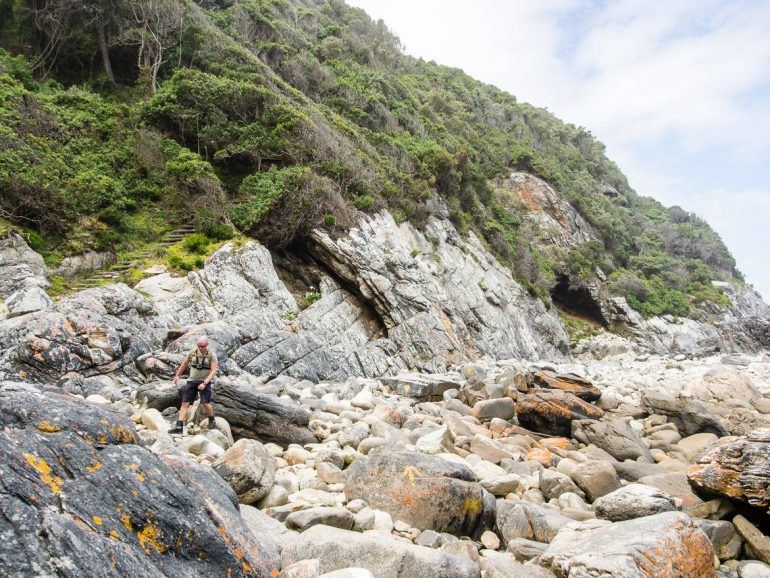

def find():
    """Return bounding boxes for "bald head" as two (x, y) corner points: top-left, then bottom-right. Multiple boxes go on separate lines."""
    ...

(196, 337), (209, 349)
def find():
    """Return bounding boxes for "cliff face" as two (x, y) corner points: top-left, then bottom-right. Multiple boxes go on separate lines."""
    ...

(0, 199), (569, 386)
(1, 192), (766, 390)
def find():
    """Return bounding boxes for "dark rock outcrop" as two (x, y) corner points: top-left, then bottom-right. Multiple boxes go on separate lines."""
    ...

(135, 380), (317, 447)
(344, 448), (495, 539)
(213, 383), (317, 447)
(0, 387), (279, 577)
(516, 390), (604, 437)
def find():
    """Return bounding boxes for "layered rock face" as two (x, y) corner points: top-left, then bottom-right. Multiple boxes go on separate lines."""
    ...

(2, 205), (568, 386)
(307, 204), (569, 369)
(493, 173), (770, 358)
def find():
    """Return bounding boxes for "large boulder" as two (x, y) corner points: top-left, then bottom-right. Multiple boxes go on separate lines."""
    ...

(537, 512), (716, 577)
(344, 448), (495, 538)
(213, 383), (318, 446)
(572, 418), (654, 462)
(594, 484), (677, 521)
(0, 387), (279, 577)
(687, 428), (770, 516)
(0, 284), (157, 383)
(213, 439), (277, 505)
(0, 231), (48, 299)
(516, 390), (604, 437)
(281, 524), (481, 578)
(641, 391), (728, 437)
(528, 369), (601, 402)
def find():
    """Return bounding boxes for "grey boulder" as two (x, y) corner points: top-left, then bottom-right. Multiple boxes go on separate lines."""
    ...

(281, 524), (481, 578)
(572, 418), (654, 462)
(594, 483), (677, 521)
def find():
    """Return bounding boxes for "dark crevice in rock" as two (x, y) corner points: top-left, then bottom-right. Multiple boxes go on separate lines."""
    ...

(551, 275), (606, 326)
(272, 243), (388, 340)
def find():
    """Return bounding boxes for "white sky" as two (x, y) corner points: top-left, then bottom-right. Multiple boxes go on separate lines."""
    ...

(349, 0), (770, 300)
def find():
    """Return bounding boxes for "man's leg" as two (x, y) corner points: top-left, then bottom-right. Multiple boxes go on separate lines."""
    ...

(202, 403), (216, 429)
(170, 381), (197, 434)
(201, 381), (216, 429)
(178, 402), (191, 421)
(169, 403), (187, 434)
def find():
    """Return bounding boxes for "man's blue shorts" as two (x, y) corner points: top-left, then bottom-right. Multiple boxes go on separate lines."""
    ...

(182, 380), (212, 404)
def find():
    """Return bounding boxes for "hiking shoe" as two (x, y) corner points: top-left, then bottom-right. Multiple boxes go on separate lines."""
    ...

(206, 417), (217, 430)
(169, 421), (184, 434)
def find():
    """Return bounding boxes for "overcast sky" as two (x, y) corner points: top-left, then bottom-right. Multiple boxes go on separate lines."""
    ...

(349, 0), (770, 300)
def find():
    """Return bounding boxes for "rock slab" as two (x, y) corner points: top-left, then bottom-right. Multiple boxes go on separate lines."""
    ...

(0, 388), (279, 577)
(538, 512), (716, 577)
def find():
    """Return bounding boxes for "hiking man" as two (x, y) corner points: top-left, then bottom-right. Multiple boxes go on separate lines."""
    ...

(169, 336), (218, 434)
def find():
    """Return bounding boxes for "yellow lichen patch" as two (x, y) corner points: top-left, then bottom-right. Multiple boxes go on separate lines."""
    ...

(136, 472), (146, 483)
(93, 516), (103, 525)
(462, 495), (482, 517)
(120, 513), (133, 531)
(100, 419), (109, 425)
(137, 523), (166, 554)
(36, 421), (61, 433)
(87, 462), (103, 473)
(109, 530), (122, 542)
(24, 454), (62, 494)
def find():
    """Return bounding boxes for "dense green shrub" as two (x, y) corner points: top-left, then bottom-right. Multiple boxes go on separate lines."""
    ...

(183, 233), (210, 255)
(0, 2), (740, 317)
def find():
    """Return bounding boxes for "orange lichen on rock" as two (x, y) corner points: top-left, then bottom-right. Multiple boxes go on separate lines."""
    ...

(137, 522), (167, 554)
(36, 421), (61, 433)
(526, 447), (554, 466)
(540, 437), (570, 450)
(24, 454), (62, 494)
(120, 513), (133, 531)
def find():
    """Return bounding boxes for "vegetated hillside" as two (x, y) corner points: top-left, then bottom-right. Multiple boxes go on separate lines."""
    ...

(0, 0), (739, 317)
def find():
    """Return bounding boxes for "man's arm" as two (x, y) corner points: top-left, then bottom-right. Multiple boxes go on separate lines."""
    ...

(173, 355), (190, 385)
(204, 361), (218, 385)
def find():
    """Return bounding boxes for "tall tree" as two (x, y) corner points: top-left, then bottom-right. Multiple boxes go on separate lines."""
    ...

(126, 0), (186, 93)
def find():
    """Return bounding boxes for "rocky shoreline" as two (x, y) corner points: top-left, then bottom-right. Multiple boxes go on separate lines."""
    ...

(3, 347), (769, 577)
